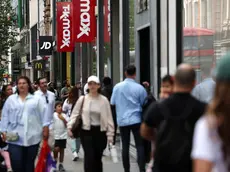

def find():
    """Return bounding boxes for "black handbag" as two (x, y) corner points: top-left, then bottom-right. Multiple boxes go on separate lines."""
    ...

(71, 96), (85, 138)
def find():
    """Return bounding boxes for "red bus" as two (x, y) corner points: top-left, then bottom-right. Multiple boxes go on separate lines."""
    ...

(183, 27), (215, 83)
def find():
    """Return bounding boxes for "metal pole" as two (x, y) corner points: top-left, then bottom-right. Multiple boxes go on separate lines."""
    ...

(75, 43), (81, 82)
(82, 43), (88, 84)
(37, 0), (40, 55)
(110, 0), (113, 84)
(98, 0), (104, 81)
(122, 0), (130, 78)
(51, 0), (56, 81)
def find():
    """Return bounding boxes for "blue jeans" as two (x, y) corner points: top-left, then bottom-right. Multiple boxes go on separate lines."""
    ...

(8, 143), (39, 172)
(71, 138), (81, 153)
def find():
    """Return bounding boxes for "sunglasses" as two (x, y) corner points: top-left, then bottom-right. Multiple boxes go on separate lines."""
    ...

(45, 95), (49, 104)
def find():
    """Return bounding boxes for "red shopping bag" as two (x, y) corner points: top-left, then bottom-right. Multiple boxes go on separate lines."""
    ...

(35, 140), (50, 172)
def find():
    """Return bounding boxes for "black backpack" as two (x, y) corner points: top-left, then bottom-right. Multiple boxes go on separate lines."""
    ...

(154, 99), (195, 166)
(142, 93), (156, 118)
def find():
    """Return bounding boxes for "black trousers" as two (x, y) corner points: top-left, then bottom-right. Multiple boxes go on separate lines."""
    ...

(80, 126), (107, 172)
(120, 123), (145, 172)
(111, 106), (118, 145)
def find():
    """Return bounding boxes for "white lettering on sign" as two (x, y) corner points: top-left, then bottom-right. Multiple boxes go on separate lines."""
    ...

(41, 42), (52, 49)
(77, 0), (91, 39)
(60, 5), (71, 49)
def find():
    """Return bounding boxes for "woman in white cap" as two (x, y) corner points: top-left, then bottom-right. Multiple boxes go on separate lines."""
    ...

(67, 75), (114, 172)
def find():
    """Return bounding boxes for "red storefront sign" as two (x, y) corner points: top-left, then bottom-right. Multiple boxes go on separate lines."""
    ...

(57, 2), (74, 52)
(73, 0), (96, 42)
(104, 0), (110, 43)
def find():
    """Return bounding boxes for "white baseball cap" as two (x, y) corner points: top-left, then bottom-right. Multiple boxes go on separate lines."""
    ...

(87, 76), (100, 84)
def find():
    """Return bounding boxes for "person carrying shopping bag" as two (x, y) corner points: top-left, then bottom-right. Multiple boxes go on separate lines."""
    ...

(67, 75), (114, 172)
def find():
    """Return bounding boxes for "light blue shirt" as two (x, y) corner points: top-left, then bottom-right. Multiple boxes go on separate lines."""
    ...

(192, 78), (216, 103)
(111, 78), (147, 127)
(1, 94), (50, 146)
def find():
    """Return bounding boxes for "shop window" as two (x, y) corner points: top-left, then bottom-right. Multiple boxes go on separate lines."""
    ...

(182, 0), (230, 84)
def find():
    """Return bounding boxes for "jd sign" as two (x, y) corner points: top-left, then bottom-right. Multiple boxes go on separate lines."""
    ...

(39, 36), (53, 55)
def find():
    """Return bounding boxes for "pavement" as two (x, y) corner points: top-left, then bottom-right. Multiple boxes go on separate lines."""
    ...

(62, 139), (139, 172)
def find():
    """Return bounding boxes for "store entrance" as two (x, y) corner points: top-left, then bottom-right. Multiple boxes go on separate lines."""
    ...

(139, 27), (150, 84)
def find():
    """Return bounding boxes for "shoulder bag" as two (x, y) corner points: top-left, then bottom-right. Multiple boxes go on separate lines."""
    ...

(71, 96), (85, 138)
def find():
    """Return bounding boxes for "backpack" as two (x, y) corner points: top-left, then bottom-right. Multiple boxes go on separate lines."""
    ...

(154, 99), (195, 166)
(142, 93), (156, 119)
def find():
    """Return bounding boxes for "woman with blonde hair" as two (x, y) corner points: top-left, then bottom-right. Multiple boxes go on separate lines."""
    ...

(192, 54), (230, 172)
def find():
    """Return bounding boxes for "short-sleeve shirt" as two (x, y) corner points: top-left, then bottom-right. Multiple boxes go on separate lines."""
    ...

(144, 93), (206, 171)
(53, 112), (69, 140)
(191, 117), (228, 172)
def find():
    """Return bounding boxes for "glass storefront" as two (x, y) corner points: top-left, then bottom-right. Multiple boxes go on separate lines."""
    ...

(183, 0), (230, 84)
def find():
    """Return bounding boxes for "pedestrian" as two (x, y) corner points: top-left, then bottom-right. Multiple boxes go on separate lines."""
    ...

(111, 64), (147, 172)
(35, 77), (56, 149)
(35, 77), (55, 126)
(62, 87), (81, 161)
(101, 77), (117, 146)
(0, 76), (50, 172)
(192, 69), (216, 103)
(68, 75), (114, 172)
(141, 64), (206, 172)
(0, 84), (13, 120)
(191, 54), (230, 172)
(61, 80), (72, 102)
(0, 84), (13, 172)
(0, 132), (13, 172)
(75, 81), (83, 96)
(53, 102), (68, 172)
(145, 75), (174, 172)
(48, 82), (58, 100)
(159, 74), (174, 99)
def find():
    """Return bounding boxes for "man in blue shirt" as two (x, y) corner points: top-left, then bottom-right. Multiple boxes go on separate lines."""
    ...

(192, 69), (216, 103)
(111, 65), (147, 172)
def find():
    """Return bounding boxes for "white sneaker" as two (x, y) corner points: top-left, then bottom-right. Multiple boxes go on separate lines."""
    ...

(72, 151), (79, 161)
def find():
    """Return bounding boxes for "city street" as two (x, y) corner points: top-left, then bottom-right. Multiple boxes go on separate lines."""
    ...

(63, 139), (139, 172)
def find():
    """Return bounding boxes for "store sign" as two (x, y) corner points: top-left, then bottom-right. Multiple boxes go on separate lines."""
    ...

(39, 36), (53, 55)
(73, 0), (96, 42)
(57, 2), (74, 52)
(104, 0), (110, 43)
(33, 60), (45, 71)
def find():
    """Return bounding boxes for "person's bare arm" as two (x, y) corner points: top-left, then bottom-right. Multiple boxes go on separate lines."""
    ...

(193, 159), (213, 172)
(140, 123), (155, 141)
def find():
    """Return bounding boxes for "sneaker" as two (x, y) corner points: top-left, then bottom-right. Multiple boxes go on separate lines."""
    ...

(59, 164), (66, 172)
(72, 151), (79, 161)
(7, 169), (13, 172)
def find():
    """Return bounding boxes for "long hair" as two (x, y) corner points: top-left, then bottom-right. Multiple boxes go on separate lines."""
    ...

(16, 76), (34, 95)
(207, 81), (230, 161)
(68, 87), (79, 104)
(0, 84), (11, 109)
(1, 84), (11, 100)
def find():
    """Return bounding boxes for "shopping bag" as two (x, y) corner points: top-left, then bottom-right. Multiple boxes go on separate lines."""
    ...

(35, 140), (50, 172)
(46, 151), (56, 172)
(109, 143), (118, 163)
